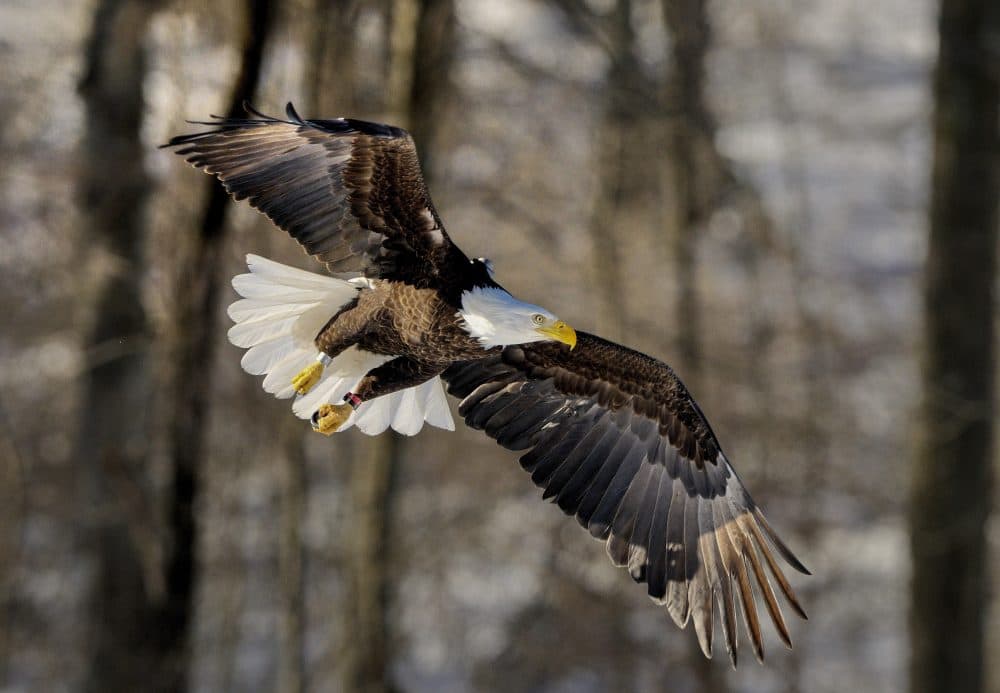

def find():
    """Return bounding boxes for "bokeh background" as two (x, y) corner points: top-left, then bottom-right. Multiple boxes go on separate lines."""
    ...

(2, 0), (997, 692)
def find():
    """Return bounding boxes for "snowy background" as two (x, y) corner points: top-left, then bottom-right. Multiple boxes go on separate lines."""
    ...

(2, 1), (992, 692)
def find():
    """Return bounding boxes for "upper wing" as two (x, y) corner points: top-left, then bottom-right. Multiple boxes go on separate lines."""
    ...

(442, 332), (809, 666)
(164, 103), (477, 293)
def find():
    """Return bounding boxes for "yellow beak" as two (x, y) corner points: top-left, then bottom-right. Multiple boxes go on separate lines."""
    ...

(536, 320), (577, 350)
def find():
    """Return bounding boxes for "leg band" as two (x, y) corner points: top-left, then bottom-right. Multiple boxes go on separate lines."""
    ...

(343, 392), (362, 410)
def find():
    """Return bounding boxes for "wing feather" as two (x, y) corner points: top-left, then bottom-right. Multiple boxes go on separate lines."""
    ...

(443, 332), (808, 665)
(606, 461), (656, 567)
(664, 489), (691, 627)
(737, 512), (792, 648)
(542, 417), (612, 501)
(628, 466), (667, 582)
(554, 422), (621, 515)
(711, 502), (741, 667)
(165, 103), (487, 297)
(691, 504), (717, 657)
(646, 476), (679, 599)
(584, 436), (645, 539)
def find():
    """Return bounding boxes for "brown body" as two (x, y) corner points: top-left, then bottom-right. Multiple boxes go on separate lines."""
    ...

(317, 281), (484, 361)
(317, 281), (492, 401)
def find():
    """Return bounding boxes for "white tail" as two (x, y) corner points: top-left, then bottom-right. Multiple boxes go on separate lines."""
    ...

(227, 254), (455, 436)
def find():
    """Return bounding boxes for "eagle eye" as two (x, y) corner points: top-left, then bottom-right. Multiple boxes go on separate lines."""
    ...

(532, 314), (546, 325)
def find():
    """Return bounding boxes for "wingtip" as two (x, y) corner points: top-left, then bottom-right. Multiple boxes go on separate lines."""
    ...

(695, 630), (713, 660)
(753, 507), (811, 575)
(242, 101), (275, 120)
(160, 129), (200, 149)
(784, 548), (812, 576)
(285, 101), (303, 123)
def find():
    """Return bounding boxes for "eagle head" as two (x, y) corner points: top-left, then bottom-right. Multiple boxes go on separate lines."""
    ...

(458, 286), (577, 350)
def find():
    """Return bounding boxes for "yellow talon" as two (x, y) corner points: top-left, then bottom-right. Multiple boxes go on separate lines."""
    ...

(292, 361), (324, 395)
(311, 403), (352, 436)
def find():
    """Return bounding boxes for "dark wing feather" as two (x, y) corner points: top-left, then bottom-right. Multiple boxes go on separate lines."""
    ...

(443, 332), (810, 666)
(164, 103), (487, 297)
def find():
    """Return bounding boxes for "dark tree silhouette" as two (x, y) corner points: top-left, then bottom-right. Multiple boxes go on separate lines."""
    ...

(163, 2), (275, 691)
(661, 0), (713, 382)
(75, 1), (162, 690)
(909, 1), (999, 692)
(339, 2), (456, 692)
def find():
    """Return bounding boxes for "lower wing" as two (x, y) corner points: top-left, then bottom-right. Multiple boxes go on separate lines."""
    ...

(443, 333), (809, 666)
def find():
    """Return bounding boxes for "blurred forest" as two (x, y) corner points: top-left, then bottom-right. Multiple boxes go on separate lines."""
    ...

(1, 0), (998, 692)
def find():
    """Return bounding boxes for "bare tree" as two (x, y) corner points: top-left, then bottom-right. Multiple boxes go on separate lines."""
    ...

(339, 2), (456, 692)
(75, 2), (163, 690)
(909, 2), (1000, 692)
(306, 0), (360, 115)
(661, 0), (714, 382)
(162, 2), (275, 690)
(276, 416), (307, 693)
(404, 0), (457, 172)
(661, 1), (726, 687)
(585, 0), (636, 343)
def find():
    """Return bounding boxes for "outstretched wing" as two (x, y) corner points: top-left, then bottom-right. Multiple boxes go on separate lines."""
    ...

(443, 332), (809, 666)
(164, 103), (481, 295)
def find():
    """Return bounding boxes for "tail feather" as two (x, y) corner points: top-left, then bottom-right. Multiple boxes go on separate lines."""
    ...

(228, 254), (455, 436)
(228, 314), (302, 348)
(241, 336), (300, 376)
(229, 279), (334, 302)
(245, 253), (355, 290)
(228, 298), (312, 324)
(263, 351), (313, 399)
(354, 396), (393, 436)
(420, 377), (456, 431)
(391, 386), (422, 436)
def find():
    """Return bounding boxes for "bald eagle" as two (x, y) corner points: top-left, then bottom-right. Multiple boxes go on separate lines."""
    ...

(166, 103), (808, 666)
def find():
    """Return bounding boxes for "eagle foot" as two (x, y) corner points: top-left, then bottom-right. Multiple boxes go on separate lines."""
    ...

(292, 361), (325, 395)
(311, 403), (352, 436)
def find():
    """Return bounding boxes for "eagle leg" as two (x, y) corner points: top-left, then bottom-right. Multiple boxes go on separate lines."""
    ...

(311, 402), (353, 435)
(299, 297), (370, 400)
(292, 353), (332, 395)
(353, 356), (443, 401)
(307, 357), (442, 434)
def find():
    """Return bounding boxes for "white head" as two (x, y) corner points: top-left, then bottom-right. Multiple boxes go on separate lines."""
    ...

(458, 286), (577, 350)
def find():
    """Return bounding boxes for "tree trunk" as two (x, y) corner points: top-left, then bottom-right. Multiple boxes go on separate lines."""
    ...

(586, 0), (636, 343)
(909, 2), (999, 692)
(161, 2), (274, 691)
(661, 1), (728, 686)
(277, 414), (306, 693)
(404, 0), (456, 171)
(75, 2), (161, 690)
(661, 0), (715, 383)
(339, 2), (454, 691)
(343, 434), (401, 693)
(306, 0), (362, 115)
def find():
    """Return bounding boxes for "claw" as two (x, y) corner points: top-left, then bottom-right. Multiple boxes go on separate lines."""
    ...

(311, 403), (352, 436)
(292, 361), (324, 395)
